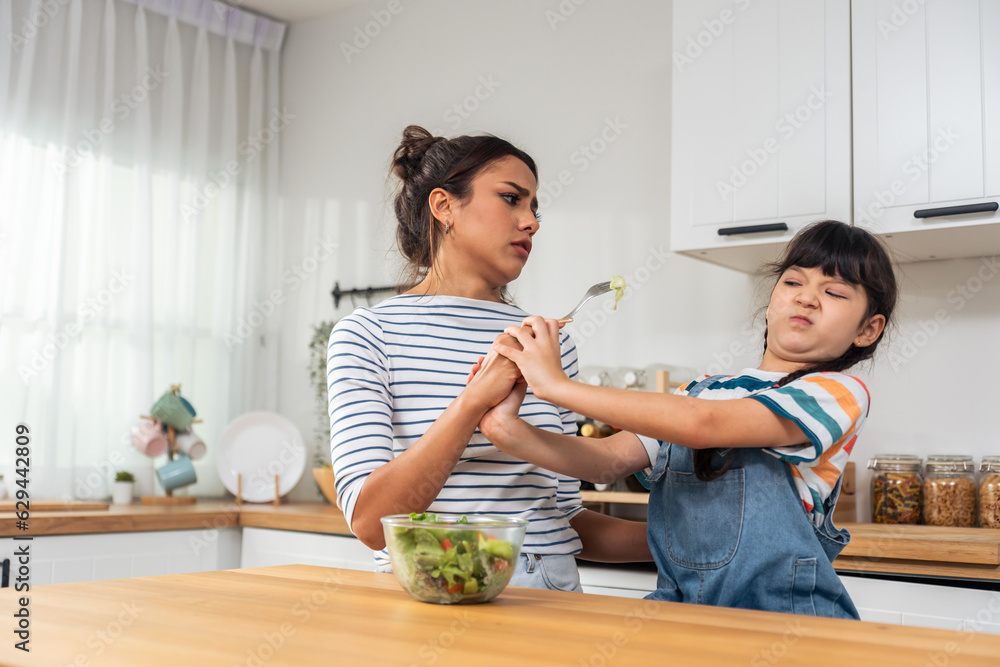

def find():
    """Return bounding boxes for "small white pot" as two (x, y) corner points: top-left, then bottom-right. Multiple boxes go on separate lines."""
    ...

(111, 481), (134, 505)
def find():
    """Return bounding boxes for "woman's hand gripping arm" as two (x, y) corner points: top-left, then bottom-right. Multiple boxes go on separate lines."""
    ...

(350, 335), (523, 550)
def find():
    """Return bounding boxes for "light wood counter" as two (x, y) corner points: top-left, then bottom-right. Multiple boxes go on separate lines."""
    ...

(3, 565), (999, 666)
(6, 501), (1000, 581)
(0, 501), (351, 538)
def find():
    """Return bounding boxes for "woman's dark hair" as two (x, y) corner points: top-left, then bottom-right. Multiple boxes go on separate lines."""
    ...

(390, 125), (538, 296)
(694, 220), (899, 481)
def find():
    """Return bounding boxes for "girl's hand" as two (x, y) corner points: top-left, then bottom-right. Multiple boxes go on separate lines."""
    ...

(464, 334), (523, 410)
(494, 316), (571, 402)
(479, 380), (528, 446)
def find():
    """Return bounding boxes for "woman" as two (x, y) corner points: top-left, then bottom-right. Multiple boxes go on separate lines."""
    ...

(327, 125), (650, 591)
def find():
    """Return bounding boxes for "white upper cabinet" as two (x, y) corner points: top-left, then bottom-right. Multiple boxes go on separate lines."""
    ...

(852, 0), (1000, 262)
(670, 0), (852, 272)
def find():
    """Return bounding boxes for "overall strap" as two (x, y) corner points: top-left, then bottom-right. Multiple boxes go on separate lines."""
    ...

(633, 374), (728, 488)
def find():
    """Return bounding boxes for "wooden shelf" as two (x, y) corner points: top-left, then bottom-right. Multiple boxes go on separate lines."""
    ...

(581, 490), (649, 505)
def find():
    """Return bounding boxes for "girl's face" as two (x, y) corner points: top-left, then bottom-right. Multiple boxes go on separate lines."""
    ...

(437, 155), (539, 296)
(760, 265), (885, 373)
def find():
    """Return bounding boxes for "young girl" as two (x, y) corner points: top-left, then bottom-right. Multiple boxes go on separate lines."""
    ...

(327, 126), (650, 593)
(481, 220), (898, 617)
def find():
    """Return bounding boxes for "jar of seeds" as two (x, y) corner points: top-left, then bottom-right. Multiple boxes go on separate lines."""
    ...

(869, 454), (923, 524)
(923, 455), (976, 527)
(979, 456), (1000, 529)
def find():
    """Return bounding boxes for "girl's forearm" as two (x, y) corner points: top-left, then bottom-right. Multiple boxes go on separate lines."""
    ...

(351, 391), (490, 549)
(570, 510), (652, 563)
(540, 380), (805, 450)
(491, 419), (648, 484)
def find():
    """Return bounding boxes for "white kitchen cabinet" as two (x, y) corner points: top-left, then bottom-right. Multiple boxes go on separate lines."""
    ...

(239, 527), (375, 571)
(0, 529), (241, 585)
(670, 0), (852, 272)
(852, 0), (1000, 261)
(840, 574), (1000, 634)
(578, 562), (657, 599)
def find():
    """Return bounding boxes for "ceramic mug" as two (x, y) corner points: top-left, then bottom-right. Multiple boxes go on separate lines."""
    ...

(131, 420), (169, 457)
(174, 430), (207, 460)
(156, 454), (197, 491)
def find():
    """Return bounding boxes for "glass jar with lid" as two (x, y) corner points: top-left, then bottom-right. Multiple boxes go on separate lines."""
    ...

(979, 456), (1000, 528)
(869, 454), (923, 524)
(923, 455), (977, 527)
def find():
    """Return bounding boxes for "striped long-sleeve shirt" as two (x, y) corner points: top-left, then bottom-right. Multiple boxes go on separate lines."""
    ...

(637, 369), (868, 525)
(327, 294), (583, 566)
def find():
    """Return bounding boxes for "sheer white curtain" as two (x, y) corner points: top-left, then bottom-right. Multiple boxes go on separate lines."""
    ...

(0, 0), (286, 500)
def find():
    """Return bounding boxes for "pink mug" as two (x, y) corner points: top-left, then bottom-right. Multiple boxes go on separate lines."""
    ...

(131, 420), (168, 457)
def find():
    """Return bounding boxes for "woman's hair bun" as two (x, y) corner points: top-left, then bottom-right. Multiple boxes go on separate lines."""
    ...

(392, 125), (443, 183)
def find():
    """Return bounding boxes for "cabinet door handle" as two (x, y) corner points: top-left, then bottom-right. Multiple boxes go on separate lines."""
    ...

(717, 222), (789, 236)
(913, 202), (998, 219)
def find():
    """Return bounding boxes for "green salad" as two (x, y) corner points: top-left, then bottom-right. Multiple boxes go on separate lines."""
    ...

(389, 513), (516, 604)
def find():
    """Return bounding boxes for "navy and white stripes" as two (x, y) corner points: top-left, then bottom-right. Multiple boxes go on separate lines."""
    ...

(328, 295), (583, 566)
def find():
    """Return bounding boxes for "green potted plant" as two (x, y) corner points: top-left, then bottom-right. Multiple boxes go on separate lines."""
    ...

(309, 320), (339, 503)
(112, 470), (135, 505)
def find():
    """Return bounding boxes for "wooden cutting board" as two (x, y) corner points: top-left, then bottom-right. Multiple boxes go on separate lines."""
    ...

(0, 499), (109, 512)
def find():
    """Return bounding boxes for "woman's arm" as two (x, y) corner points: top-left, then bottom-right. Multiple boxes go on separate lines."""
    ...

(570, 509), (652, 563)
(479, 373), (652, 563)
(334, 329), (523, 550)
(495, 317), (808, 451)
(482, 387), (649, 482)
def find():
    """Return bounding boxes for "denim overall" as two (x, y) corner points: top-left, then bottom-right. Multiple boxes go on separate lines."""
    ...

(644, 376), (859, 619)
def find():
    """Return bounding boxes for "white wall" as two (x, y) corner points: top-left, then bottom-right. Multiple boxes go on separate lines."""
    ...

(275, 1), (1000, 510)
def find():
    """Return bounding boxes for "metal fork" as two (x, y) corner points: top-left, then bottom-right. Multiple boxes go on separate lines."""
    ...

(557, 281), (613, 323)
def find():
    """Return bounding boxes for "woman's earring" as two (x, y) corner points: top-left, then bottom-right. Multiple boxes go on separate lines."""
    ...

(444, 222), (451, 234)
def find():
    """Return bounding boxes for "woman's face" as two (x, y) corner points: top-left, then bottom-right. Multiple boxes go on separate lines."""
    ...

(445, 155), (539, 289)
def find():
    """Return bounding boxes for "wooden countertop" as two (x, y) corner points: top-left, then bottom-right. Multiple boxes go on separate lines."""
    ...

(0, 501), (351, 538)
(3, 565), (999, 666)
(5, 501), (1000, 580)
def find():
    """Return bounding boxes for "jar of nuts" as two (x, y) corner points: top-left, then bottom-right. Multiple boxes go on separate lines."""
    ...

(869, 455), (923, 524)
(979, 456), (1000, 529)
(923, 455), (977, 527)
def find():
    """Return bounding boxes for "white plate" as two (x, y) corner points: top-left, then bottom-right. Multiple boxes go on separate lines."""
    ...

(215, 411), (307, 502)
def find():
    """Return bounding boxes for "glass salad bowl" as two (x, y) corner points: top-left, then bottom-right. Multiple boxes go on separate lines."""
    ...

(380, 513), (528, 604)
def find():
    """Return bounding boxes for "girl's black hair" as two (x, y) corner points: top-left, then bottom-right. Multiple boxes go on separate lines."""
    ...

(390, 125), (538, 300)
(694, 220), (899, 482)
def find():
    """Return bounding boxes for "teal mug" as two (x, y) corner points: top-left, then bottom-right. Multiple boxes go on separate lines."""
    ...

(156, 454), (197, 491)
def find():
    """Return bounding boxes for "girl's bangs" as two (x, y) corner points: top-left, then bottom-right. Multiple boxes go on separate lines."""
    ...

(780, 224), (869, 286)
